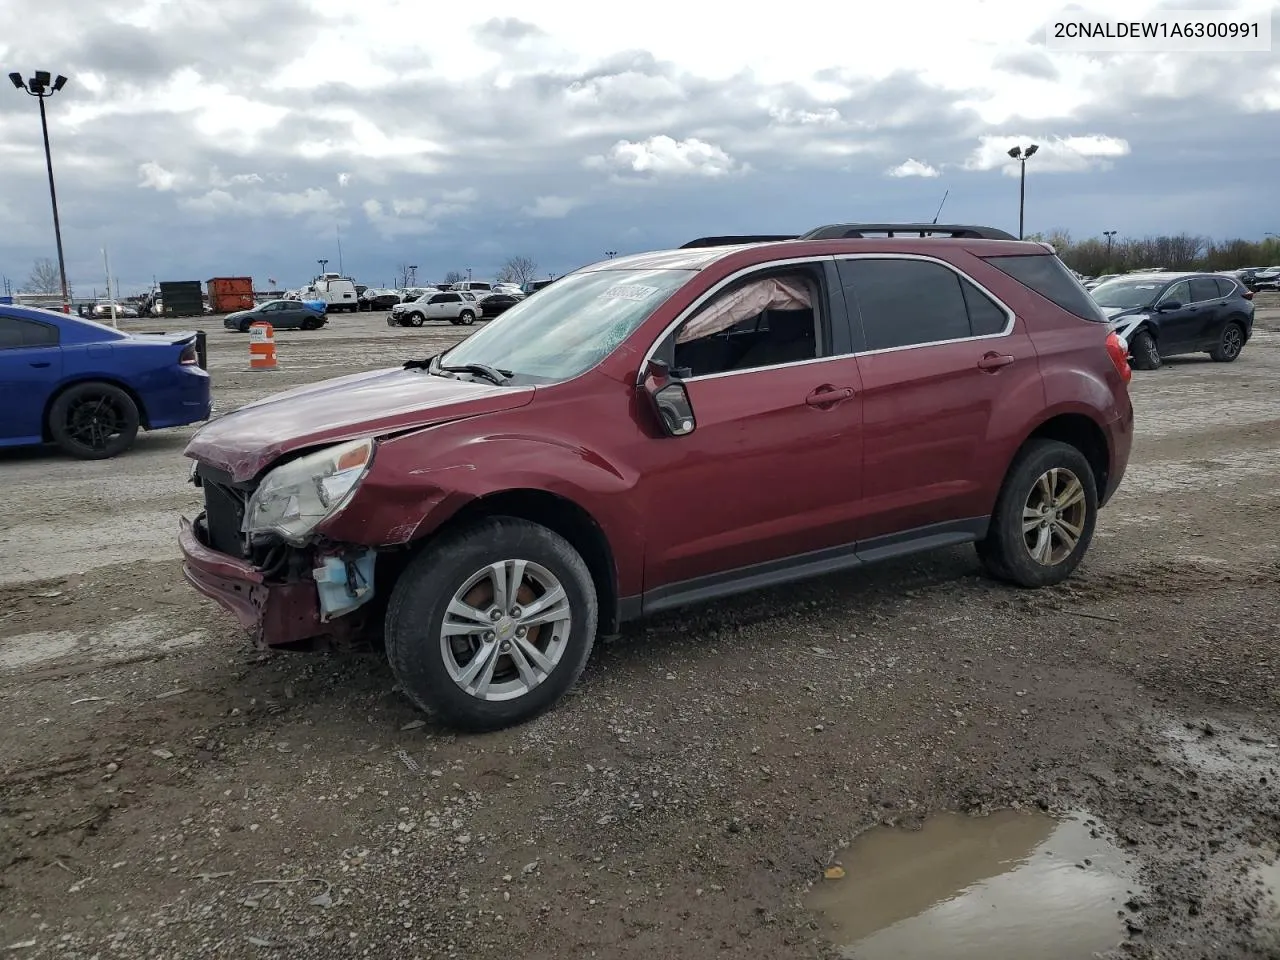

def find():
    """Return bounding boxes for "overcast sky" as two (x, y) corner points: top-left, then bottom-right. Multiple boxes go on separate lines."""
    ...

(2, 0), (1277, 294)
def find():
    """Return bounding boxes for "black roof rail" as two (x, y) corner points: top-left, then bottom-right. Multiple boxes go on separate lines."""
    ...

(799, 223), (1017, 241)
(679, 235), (799, 249)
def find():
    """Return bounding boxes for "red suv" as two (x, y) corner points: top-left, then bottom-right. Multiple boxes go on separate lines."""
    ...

(180, 223), (1134, 731)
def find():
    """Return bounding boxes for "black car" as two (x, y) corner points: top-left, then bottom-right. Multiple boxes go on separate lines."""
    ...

(478, 293), (521, 317)
(1093, 272), (1255, 370)
(360, 288), (402, 311)
(223, 299), (327, 332)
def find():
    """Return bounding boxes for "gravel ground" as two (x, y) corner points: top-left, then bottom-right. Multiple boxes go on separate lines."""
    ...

(2, 300), (1279, 959)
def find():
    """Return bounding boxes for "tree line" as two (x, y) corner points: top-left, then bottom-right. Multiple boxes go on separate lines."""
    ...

(1025, 231), (1280, 277)
(394, 256), (541, 289)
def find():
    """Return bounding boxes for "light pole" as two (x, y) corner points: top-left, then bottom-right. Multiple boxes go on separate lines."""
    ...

(9, 70), (71, 313)
(466, 267), (472, 283)
(1103, 230), (1117, 270)
(605, 250), (617, 260)
(1006, 143), (1039, 241)
(317, 258), (328, 276)
(408, 265), (417, 286)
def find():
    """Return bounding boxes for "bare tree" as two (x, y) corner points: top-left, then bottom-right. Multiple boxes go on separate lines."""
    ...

(23, 257), (60, 294)
(496, 255), (538, 286)
(396, 263), (413, 288)
(442, 270), (465, 285)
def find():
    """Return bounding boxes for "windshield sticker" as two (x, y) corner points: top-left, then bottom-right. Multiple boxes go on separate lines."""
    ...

(601, 284), (659, 302)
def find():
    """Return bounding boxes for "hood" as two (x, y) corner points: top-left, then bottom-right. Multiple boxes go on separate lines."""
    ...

(185, 367), (535, 481)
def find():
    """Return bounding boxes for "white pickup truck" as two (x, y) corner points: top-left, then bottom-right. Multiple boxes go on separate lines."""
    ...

(387, 290), (481, 327)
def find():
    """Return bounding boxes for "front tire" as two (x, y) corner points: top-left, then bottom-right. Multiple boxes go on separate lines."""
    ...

(409, 312), (425, 327)
(1209, 321), (1245, 362)
(385, 518), (598, 732)
(48, 382), (141, 460)
(1129, 330), (1161, 370)
(976, 439), (1098, 588)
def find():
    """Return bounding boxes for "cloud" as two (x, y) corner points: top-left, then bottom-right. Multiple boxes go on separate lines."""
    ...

(521, 196), (582, 219)
(584, 135), (746, 179)
(0, 1), (1273, 292)
(886, 158), (940, 178)
(964, 134), (1131, 176)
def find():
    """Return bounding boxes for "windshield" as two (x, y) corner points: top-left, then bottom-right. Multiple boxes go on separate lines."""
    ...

(441, 268), (693, 383)
(1091, 278), (1166, 309)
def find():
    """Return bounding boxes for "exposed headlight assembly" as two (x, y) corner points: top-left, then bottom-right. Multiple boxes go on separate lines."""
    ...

(243, 438), (374, 544)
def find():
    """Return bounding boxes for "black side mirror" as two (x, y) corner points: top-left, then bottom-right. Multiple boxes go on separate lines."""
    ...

(641, 359), (696, 437)
(1157, 301), (1182, 312)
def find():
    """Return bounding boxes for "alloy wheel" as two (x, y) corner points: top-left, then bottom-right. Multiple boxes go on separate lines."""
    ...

(64, 393), (128, 454)
(1022, 467), (1088, 565)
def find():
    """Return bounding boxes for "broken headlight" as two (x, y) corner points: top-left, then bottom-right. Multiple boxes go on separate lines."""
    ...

(243, 438), (374, 545)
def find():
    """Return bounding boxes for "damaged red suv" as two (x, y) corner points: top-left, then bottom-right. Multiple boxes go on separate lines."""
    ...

(181, 223), (1133, 731)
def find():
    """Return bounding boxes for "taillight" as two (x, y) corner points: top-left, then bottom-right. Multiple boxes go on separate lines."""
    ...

(180, 343), (198, 366)
(1241, 290), (1254, 300)
(1105, 332), (1132, 385)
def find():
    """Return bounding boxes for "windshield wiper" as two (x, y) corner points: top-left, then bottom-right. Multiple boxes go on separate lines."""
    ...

(437, 363), (511, 386)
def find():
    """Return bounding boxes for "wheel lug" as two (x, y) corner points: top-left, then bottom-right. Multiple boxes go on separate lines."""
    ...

(500, 641), (511, 652)
(515, 626), (527, 638)
(483, 631), (495, 642)
(510, 606), (522, 618)
(489, 608), (503, 621)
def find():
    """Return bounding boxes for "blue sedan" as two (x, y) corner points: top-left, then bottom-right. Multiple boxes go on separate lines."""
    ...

(0, 304), (212, 459)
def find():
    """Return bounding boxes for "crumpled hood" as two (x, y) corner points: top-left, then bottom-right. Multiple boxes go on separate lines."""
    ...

(185, 367), (534, 481)
(1099, 305), (1130, 319)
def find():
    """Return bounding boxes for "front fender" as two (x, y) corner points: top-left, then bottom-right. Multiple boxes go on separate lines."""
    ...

(316, 428), (646, 588)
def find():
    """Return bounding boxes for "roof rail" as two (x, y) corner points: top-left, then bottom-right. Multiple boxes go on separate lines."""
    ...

(679, 235), (799, 249)
(799, 223), (1017, 241)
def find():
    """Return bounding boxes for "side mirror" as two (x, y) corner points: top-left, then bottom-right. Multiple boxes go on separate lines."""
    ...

(1157, 301), (1182, 312)
(641, 359), (696, 437)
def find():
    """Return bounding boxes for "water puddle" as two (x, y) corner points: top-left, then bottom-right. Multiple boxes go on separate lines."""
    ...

(808, 810), (1141, 959)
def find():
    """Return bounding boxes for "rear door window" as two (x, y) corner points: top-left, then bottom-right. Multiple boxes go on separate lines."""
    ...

(1188, 277), (1220, 303)
(838, 258), (992, 350)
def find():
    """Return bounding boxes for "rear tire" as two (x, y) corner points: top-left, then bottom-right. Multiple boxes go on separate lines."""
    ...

(48, 382), (141, 460)
(385, 518), (598, 731)
(1209, 321), (1245, 362)
(459, 310), (476, 326)
(976, 439), (1098, 588)
(1129, 330), (1161, 370)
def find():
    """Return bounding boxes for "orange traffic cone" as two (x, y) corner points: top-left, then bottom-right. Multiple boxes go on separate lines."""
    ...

(249, 321), (277, 370)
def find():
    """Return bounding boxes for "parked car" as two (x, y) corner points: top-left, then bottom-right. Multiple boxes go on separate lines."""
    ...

(304, 275), (360, 313)
(1091, 272), (1254, 370)
(521, 279), (556, 295)
(360, 288), (402, 311)
(447, 281), (493, 294)
(224, 300), (327, 332)
(1083, 274), (1118, 291)
(0, 304), (211, 459)
(491, 283), (525, 298)
(477, 293), (521, 318)
(387, 291), (480, 327)
(179, 222), (1133, 731)
(1249, 266), (1280, 291)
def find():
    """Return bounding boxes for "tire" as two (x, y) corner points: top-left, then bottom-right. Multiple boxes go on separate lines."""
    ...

(1209, 321), (1245, 362)
(385, 517), (598, 731)
(459, 310), (476, 326)
(301, 317), (318, 330)
(409, 312), (425, 327)
(1129, 330), (1161, 370)
(48, 381), (141, 460)
(239, 321), (252, 333)
(975, 439), (1098, 588)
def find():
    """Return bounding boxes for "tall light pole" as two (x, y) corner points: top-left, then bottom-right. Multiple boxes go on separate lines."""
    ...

(1006, 143), (1039, 241)
(408, 265), (417, 286)
(10, 70), (71, 313)
(317, 258), (328, 276)
(605, 250), (617, 260)
(1103, 230), (1117, 270)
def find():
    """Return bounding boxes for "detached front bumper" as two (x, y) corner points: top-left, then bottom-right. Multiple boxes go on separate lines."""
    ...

(179, 516), (368, 650)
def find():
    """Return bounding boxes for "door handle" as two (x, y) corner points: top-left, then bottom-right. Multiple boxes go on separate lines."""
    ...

(977, 352), (1015, 371)
(805, 385), (855, 408)
(29, 361), (52, 368)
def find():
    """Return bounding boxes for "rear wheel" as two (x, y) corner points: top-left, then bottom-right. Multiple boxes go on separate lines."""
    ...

(976, 439), (1098, 588)
(48, 382), (140, 460)
(385, 518), (598, 731)
(1129, 330), (1161, 370)
(1209, 321), (1245, 362)
(459, 310), (476, 326)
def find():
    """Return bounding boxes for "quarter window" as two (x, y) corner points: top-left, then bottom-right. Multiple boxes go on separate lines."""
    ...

(0, 316), (59, 349)
(839, 259), (1002, 350)
(1213, 277), (1237, 298)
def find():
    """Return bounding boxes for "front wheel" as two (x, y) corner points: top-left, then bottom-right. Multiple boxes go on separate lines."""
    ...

(1129, 330), (1161, 370)
(458, 310), (476, 325)
(385, 518), (598, 731)
(1209, 321), (1245, 362)
(976, 439), (1098, 588)
(48, 382), (141, 460)
(409, 312), (425, 327)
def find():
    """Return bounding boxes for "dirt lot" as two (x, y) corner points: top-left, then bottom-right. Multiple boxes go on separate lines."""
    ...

(2, 300), (1279, 959)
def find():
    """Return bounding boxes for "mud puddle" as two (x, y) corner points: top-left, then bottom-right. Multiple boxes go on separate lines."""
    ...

(808, 809), (1142, 959)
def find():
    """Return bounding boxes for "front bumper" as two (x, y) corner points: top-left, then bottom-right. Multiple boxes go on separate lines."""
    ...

(179, 515), (367, 650)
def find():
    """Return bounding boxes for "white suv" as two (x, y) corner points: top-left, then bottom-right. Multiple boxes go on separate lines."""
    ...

(388, 291), (480, 327)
